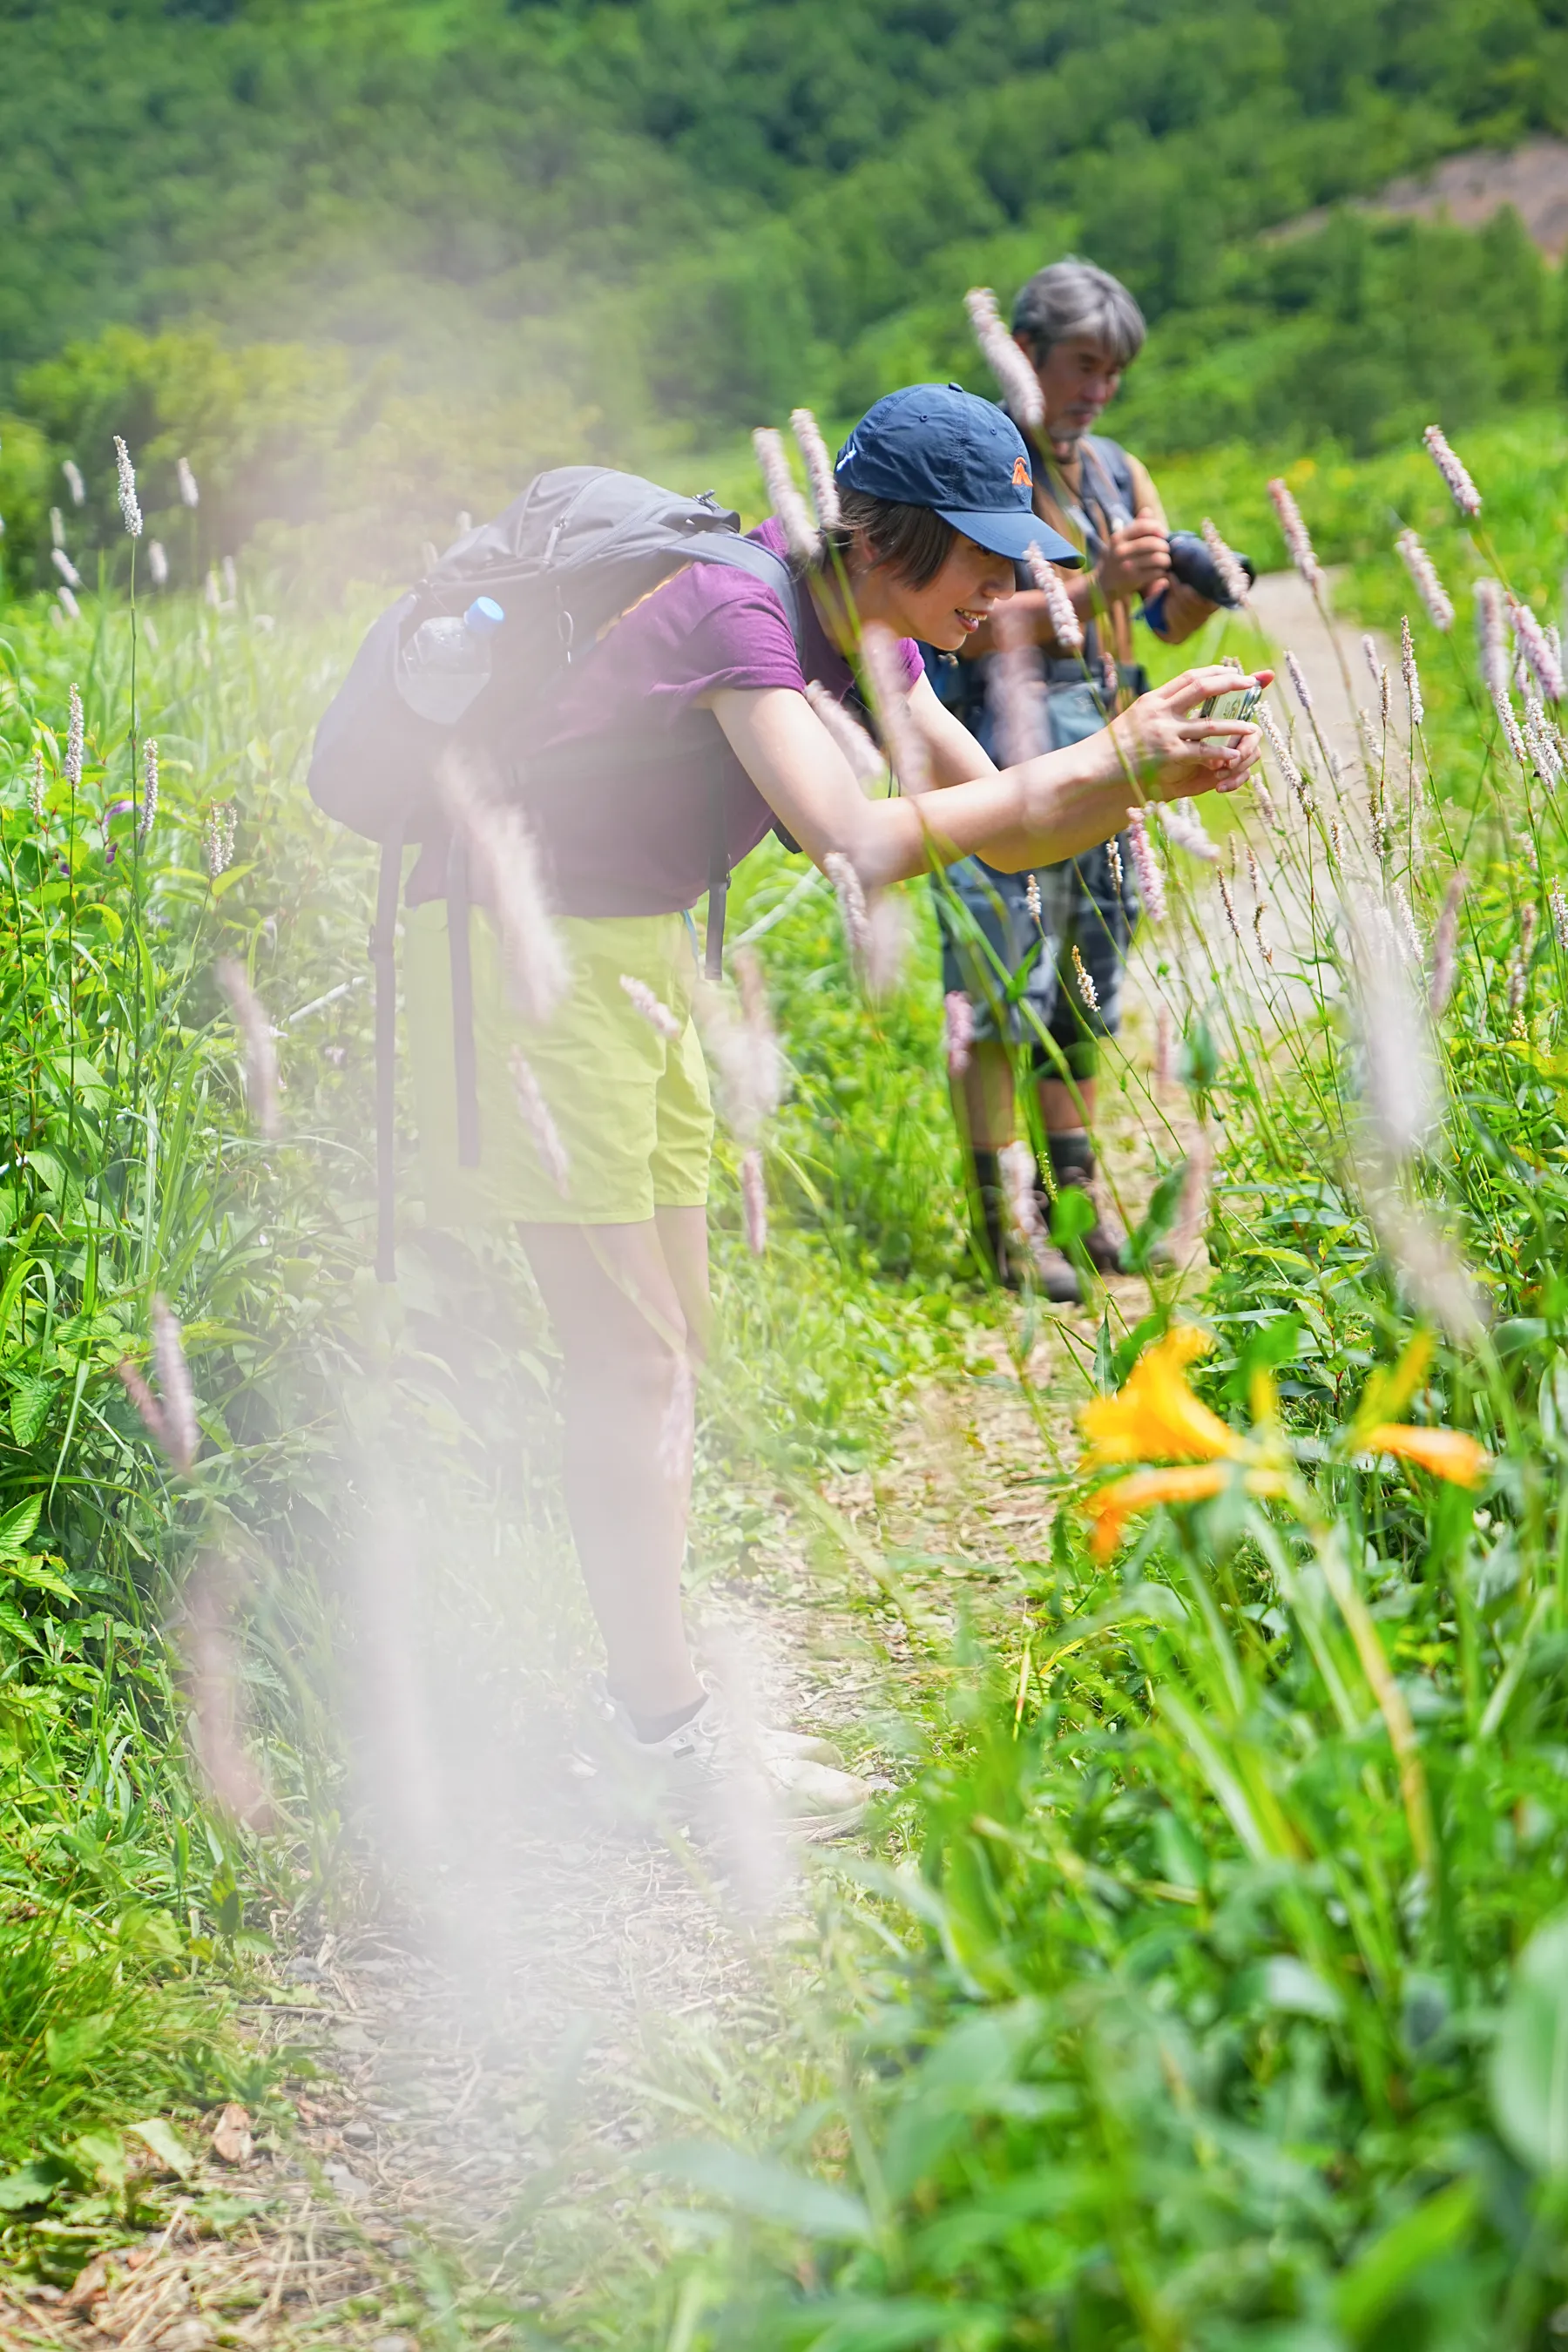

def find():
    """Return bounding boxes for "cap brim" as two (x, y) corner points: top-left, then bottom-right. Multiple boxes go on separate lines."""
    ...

(936, 509), (1083, 568)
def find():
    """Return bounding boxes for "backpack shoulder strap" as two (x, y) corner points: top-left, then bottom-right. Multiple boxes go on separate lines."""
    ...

(682, 536), (807, 670)
(1079, 436), (1139, 529)
(668, 535), (806, 982)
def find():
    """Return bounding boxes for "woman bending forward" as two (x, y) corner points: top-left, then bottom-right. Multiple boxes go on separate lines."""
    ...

(404, 384), (1263, 1836)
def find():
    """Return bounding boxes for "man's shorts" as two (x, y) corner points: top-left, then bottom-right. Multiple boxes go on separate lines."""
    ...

(936, 840), (1140, 1079)
(405, 902), (714, 1227)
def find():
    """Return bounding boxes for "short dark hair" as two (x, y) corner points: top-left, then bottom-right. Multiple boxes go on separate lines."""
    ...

(830, 487), (954, 591)
(1011, 257), (1146, 368)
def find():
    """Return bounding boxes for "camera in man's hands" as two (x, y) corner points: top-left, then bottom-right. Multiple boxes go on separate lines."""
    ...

(1166, 530), (1255, 610)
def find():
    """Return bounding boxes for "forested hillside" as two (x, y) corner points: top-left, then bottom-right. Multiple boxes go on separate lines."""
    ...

(2, 0), (1566, 581)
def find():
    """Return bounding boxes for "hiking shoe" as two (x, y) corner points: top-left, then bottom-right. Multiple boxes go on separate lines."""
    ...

(1044, 1132), (1124, 1274)
(1029, 1246), (1083, 1304)
(577, 1680), (872, 1842)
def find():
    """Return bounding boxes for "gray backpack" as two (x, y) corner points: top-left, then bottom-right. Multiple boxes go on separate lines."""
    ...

(308, 467), (805, 1275)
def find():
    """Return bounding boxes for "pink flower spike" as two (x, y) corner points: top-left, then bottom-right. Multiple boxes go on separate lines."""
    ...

(789, 408), (841, 532)
(1474, 578), (1509, 702)
(861, 623), (931, 794)
(752, 428), (821, 567)
(1154, 1000), (1175, 1091)
(149, 1296), (199, 1474)
(440, 752), (569, 1024)
(964, 287), (1043, 429)
(116, 1358), (169, 1455)
(998, 1139), (1046, 1267)
(1510, 596), (1565, 704)
(1423, 424), (1482, 518)
(806, 681), (885, 783)
(1200, 518), (1250, 607)
(1267, 479), (1322, 591)
(740, 1146), (767, 1256)
(215, 957), (282, 1140)
(1396, 529), (1454, 632)
(509, 1049), (571, 1197)
(1125, 805), (1166, 922)
(944, 990), (974, 1078)
(825, 850), (870, 967)
(619, 973), (682, 1041)
(1025, 542), (1083, 656)
(1429, 865), (1466, 1011)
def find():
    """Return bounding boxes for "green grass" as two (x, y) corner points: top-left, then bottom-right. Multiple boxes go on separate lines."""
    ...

(6, 409), (1568, 2341)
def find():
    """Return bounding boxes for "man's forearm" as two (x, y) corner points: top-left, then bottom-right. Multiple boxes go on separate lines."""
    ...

(1152, 579), (1216, 645)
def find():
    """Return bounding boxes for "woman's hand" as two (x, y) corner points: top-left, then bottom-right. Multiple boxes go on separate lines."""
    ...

(1100, 666), (1273, 802)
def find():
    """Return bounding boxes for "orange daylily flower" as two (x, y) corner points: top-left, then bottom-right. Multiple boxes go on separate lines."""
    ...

(1079, 1325), (1241, 1469)
(1088, 1463), (1229, 1561)
(1359, 1423), (1490, 1487)
(1087, 1461), (1291, 1560)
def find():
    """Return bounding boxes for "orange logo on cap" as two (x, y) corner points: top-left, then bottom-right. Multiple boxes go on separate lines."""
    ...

(1012, 456), (1032, 486)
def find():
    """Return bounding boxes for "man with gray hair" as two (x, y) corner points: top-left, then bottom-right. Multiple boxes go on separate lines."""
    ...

(930, 254), (1251, 1298)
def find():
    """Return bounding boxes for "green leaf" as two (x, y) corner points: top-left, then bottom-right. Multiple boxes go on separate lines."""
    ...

(46, 2011), (114, 2073)
(10, 1554), (75, 1601)
(800, 2301), (998, 2352)
(128, 2119), (193, 2178)
(1490, 1909), (1568, 2171)
(9, 1373), (55, 1448)
(70, 2131), (128, 2191)
(0, 2158), (70, 2211)
(1262, 1954), (1343, 2021)
(1049, 1184), (1096, 1250)
(1092, 1307), (1115, 1394)
(642, 2141), (873, 2242)
(1123, 1159), (1186, 1274)
(1177, 1017), (1220, 1096)
(1335, 2178), (1479, 2339)
(23, 1150), (64, 1200)
(0, 1493), (44, 1559)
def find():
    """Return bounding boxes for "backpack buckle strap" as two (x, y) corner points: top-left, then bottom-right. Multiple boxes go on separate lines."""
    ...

(445, 831), (482, 1168)
(704, 774), (728, 982)
(373, 827), (406, 1284)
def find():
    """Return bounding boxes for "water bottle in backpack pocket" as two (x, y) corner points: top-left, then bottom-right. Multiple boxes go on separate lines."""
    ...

(396, 595), (506, 725)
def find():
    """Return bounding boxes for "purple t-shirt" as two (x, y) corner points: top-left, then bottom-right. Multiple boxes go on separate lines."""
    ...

(479, 519), (922, 917)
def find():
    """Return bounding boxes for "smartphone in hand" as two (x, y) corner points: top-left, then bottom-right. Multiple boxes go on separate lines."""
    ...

(1196, 681), (1262, 726)
(1197, 679), (1262, 747)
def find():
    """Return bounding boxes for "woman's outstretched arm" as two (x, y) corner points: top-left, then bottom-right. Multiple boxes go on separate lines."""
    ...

(710, 666), (1267, 890)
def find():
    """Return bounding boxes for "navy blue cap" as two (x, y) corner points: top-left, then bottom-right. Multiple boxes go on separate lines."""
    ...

(835, 384), (1081, 569)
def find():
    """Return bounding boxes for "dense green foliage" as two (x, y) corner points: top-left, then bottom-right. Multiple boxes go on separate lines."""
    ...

(5, 1), (1568, 591)
(0, 563), (987, 2263)
(598, 422), (1568, 2347)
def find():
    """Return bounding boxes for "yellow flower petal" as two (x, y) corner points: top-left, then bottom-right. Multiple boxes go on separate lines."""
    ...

(1351, 1330), (1436, 1440)
(1079, 1324), (1241, 1470)
(1360, 1423), (1490, 1488)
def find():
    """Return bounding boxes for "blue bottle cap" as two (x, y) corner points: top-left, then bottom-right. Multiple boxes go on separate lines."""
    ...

(464, 595), (504, 632)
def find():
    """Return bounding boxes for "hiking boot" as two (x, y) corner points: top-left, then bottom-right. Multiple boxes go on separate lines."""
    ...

(1046, 1129), (1124, 1274)
(577, 1680), (872, 1842)
(967, 1148), (1019, 1289)
(1028, 1245), (1083, 1304)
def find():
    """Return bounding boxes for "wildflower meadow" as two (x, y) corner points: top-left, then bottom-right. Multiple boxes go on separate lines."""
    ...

(2, 395), (1568, 2352)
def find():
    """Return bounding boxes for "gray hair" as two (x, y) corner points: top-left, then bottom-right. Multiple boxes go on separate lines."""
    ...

(1011, 257), (1146, 368)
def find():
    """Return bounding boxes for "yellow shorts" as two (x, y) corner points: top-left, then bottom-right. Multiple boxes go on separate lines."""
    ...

(404, 902), (714, 1227)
